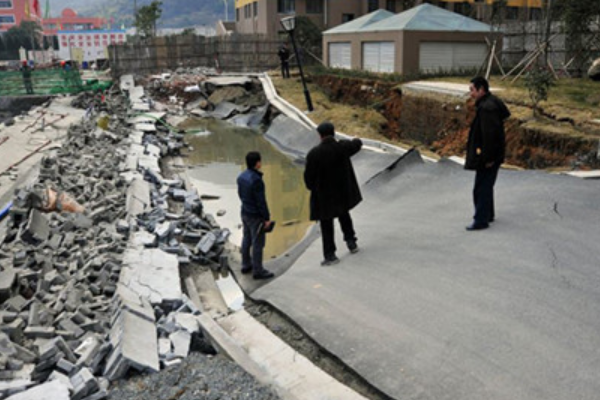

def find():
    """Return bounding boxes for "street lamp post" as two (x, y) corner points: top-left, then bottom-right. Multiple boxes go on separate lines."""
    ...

(280, 16), (313, 112)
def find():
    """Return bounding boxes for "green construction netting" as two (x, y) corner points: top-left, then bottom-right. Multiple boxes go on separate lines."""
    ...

(0, 69), (105, 96)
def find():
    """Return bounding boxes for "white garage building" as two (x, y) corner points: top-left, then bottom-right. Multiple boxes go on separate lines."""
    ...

(323, 4), (500, 75)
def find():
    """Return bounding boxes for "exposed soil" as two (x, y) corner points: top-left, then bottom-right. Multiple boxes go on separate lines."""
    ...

(311, 74), (600, 170)
(245, 299), (394, 400)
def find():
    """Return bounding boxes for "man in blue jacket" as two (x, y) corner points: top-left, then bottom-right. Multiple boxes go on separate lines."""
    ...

(237, 151), (274, 280)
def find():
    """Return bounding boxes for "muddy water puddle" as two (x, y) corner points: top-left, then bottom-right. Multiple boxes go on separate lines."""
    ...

(181, 117), (312, 261)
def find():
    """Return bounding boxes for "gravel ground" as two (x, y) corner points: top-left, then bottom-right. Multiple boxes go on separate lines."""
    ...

(108, 352), (280, 400)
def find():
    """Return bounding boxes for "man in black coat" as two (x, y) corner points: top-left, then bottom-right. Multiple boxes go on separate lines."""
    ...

(237, 152), (274, 280)
(304, 122), (362, 265)
(465, 76), (511, 231)
(278, 43), (290, 79)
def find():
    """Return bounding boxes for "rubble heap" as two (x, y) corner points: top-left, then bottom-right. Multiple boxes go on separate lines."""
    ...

(0, 81), (232, 399)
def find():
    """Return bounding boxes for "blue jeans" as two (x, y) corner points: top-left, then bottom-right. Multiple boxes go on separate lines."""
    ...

(241, 214), (266, 274)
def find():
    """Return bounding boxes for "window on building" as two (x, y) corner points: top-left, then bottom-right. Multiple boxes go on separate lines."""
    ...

(529, 8), (541, 21)
(368, 0), (379, 13)
(506, 6), (519, 20)
(0, 0), (12, 9)
(277, 0), (295, 13)
(386, 0), (395, 13)
(454, 2), (472, 17)
(0, 15), (14, 23)
(236, 8), (240, 21)
(253, 1), (258, 17)
(342, 13), (355, 23)
(307, 0), (323, 14)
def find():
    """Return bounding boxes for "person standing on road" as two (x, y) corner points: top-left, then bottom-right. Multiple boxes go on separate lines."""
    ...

(304, 122), (362, 266)
(465, 76), (511, 231)
(237, 151), (275, 280)
(278, 43), (290, 79)
(20, 61), (34, 95)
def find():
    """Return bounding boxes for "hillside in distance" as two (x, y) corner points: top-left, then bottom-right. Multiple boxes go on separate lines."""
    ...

(47, 0), (233, 29)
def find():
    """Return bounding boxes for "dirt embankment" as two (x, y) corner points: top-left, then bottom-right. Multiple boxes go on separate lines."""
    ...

(311, 75), (600, 170)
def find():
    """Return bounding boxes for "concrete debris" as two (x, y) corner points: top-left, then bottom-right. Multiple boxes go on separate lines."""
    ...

(0, 80), (234, 397)
(4, 379), (69, 400)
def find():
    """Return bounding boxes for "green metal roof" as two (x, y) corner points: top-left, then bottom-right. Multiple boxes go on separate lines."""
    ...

(323, 9), (395, 34)
(324, 4), (494, 35)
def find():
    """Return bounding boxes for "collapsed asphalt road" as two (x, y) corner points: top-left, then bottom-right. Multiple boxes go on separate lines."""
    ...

(240, 146), (600, 400)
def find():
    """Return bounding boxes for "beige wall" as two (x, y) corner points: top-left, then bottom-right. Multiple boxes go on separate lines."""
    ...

(324, 30), (499, 75)
(234, 0), (407, 36)
(402, 31), (494, 74)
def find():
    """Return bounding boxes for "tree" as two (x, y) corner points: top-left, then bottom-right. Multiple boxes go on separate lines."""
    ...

(290, 16), (322, 65)
(2, 21), (43, 59)
(524, 66), (555, 117)
(135, 1), (163, 38)
(559, 0), (600, 75)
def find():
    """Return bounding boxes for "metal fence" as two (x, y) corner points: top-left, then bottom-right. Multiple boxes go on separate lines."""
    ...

(0, 69), (83, 96)
(109, 34), (289, 77)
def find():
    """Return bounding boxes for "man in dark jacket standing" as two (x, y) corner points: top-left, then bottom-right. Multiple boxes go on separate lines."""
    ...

(465, 76), (511, 231)
(237, 152), (274, 279)
(304, 122), (362, 266)
(278, 43), (290, 79)
(20, 61), (34, 95)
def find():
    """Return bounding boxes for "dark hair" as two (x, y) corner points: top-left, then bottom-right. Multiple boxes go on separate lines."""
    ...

(246, 151), (261, 169)
(470, 76), (489, 93)
(316, 122), (335, 138)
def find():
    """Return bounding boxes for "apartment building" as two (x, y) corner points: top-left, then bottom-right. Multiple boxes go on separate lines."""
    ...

(233, 0), (407, 36)
(232, 0), (542, 36)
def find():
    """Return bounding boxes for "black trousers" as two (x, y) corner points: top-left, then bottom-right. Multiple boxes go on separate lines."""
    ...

(281, 61), (290, 79)
(473, 163), (500, 225)
(319, 211), (356, 258)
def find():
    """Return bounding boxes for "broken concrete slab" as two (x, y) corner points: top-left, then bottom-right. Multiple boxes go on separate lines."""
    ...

(104, 310), (159, 379)
(4, 379), (69, 400)
(0, 268), (16, 301)
(21, 209), (50, 245)
(0, 379), (34, 398)
(126, 177), (150, 218)
(120, 248), (182, 305)
(70, 367), (99, 400)
(169, 330), (191, 359)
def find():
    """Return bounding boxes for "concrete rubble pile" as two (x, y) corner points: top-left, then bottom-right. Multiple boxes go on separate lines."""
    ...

(0, 79), (229, 400)
(144, 70), (269, 129)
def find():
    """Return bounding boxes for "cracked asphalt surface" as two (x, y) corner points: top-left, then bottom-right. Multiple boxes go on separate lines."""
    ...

(245, 149), (600, 400)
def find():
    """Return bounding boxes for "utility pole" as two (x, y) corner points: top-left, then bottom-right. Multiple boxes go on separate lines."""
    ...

(543, 0), (554, 66)
(222, 0), (228, 21)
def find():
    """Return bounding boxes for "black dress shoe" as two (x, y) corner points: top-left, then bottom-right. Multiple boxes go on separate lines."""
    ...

(241, 266), (252, 275)
(253, 269), (274, 280)
(320, 256), (340, 266)
(347, 241), (359, 254)
(466, 222), (489, 231)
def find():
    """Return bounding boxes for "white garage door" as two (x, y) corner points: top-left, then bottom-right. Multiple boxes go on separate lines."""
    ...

(328, 42), (351, 69)
(362, 42), (395, 73)
(419, 42), (487, 73)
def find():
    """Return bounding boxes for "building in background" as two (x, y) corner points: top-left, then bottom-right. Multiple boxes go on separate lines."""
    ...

(0, 0), (42, 33)
(323, 4), (498, 75)
(43, 8), (106, 36)
(57, 29), (125, 62)
(229, 0), (542, 37)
